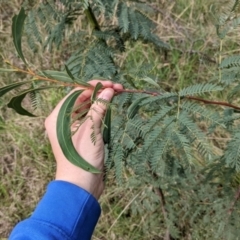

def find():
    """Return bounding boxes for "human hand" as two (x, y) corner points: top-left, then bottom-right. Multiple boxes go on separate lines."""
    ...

(45, 80), (123, 199)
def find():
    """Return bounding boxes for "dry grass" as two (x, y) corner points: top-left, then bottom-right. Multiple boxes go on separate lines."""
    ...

(0, 0), (238, 239)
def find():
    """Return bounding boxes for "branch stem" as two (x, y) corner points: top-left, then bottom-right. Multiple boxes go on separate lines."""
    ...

(6, 62), (240, 111)
(149, 167), (173, 240)
(228, 186), (240, 216)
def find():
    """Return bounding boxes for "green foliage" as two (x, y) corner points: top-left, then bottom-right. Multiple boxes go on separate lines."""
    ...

(179, 83), (223, 96)
(223, 130), (240, 171)
(212, 0), (240, 39)
(103, 103), (111, 144)
(12, 7), (28, 64)
(7, 86), (53, 117)
(0, 81), (31, 97)
(2, 0), (240, 239)
(56, 89), (101, 173)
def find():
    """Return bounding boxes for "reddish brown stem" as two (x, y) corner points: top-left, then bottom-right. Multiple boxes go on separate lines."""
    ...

(6, 62), (240, 111)
(115, 88), (159, 96)
(186, 96), (240, 111)
(115, 89), (240, 111)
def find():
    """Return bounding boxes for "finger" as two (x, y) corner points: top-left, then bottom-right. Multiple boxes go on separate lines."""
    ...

(88, 80), (124, 92)
(73, 89), (92, 112)
(73, 81), (121, 116)
(73, 80), (115, 108)
(88, 80), (113, 88)
(113, 83), (123, 91)
(46, 80), (119, 129)
(85, 88), (114, 134)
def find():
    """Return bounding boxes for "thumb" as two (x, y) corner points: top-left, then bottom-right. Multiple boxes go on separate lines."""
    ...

(87, 88), (114, 130)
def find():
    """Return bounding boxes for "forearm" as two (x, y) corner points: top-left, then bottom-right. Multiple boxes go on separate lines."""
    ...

(9, 181), (101, 240)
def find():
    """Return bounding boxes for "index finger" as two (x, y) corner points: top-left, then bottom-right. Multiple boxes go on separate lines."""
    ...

(73, 80), (115, 108)
(48, 80), (123, 120)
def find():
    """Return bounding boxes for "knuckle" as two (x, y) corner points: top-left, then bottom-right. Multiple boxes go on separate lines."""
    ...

(91, 103), (106, 116)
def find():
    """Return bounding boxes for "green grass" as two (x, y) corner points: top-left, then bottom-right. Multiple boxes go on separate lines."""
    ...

(0, 0), (239, 239)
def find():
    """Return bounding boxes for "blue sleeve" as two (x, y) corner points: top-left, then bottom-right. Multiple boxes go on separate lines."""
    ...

(9, 180), (101, 240)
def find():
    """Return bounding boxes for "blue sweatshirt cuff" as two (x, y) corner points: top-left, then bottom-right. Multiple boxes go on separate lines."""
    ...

(9, 180), (101, 240)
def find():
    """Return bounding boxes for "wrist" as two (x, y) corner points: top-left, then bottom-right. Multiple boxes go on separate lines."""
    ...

(55, 166), (104, 199)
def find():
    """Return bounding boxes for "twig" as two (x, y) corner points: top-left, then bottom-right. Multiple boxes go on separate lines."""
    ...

(228, 186), (240, 216)
(154, 187), (172, 240)
(115, 89), (240, 111)
(5, 62), (240, 112)
(150, 167), (174, 240)
(186, 96), (240, 111)
(115, 88), (159, 96)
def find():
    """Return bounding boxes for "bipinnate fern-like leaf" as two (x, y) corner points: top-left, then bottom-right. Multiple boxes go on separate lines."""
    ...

(66, 41), (117, 80)
(213, 0), (240, 38)
(127, 96), (149, 119)
(143, 126), (164, 151)
(21, 0), (169, 83)
(172, 130), (192, 167)
(25, 10), (42, 52)
(117, 2), (129, 33)
(229, 83), (240, 100)
(29, 82), (43, 110)
(140, 92), (178, 106)
(116, 1), (169, 49)
(178, 112), (212, 158)
(181, 101), (225, 127)
(179, 83), (223, 96)
(223, 130), (240, 171)
(126, 116), (146, 138)
(219, 67), (240, 86)
(220, 55), (240, 68)
(144, 105), (176, 132)
(150, 125), (173, 172)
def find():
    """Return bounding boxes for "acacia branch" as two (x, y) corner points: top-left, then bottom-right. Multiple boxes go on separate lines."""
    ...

(115, 89), (240, 111)
(5, 63), (240, 111)
(186, 96), (240, 111)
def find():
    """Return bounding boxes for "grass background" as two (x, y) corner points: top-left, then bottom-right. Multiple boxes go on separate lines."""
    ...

(0, 0), (239, 239)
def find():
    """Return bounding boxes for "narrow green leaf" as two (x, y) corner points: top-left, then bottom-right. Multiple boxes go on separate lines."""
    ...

(141, 77), (160, 88)
(7, 86), (54, 117)
(41, 70), (91, 87)
(91, 82), (103, 102)
(0, 80), (31, 98)
(65, 65), (75, 80)
(57, 90), (101, 173)
(127, 96), (149, 119)
(41, 70), (74, 83)
(12, 7), (27, 65)
(0, 68), (18, 73)
(103, 106), (111, 144)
